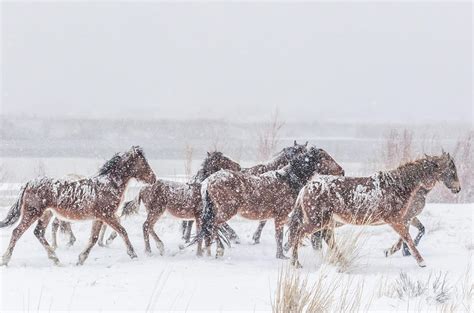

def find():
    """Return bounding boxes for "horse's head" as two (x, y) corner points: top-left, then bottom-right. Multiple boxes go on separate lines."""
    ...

(314, 148), (345, 176)
(436, 151), (461, 194)
(198, 151), (241, 180)
(127, 146), (156, 185)
(277, 140), (308, 161)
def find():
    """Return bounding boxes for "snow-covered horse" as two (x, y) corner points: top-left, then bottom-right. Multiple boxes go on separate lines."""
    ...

(181, 140), (309, 244)
(197, 147), (344, 259)
(289, 152), (460, 268)
(120, 151), (241, 256)
(0, 146), (156, 266)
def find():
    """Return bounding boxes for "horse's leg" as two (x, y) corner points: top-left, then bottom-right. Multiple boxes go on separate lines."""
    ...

(183, 220), (193, 243)
(77, 220), (103, 265)
(33, 211), (60, 265)
(143, 212), (160, 255)
(106, 230), (118, 246)
(274, 219), (288, 259)
(291, 223), (317, 268)
(215, 230), (225, 258)
(384, 237), (403, 257)
(1, 209), (39, 266)
(64, 222), (76, 247)
(102, 216), (137, 259)
(51, 217), (60, 251)
(322, 229), (346, 264)
(252, 221), (266, 244)
(222, 223), (240, 244)
(98, 224), (107, 247)
(311, 230), (323, 250)
(149, 227), (165, 256)
(195, 218), (203, 257)
(402, 217), (425, 257)
(390, 223), (426, 267)
(181, 221), (188, 239)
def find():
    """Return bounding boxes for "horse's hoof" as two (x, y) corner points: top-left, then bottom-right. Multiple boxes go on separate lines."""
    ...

(232, 238), (241, 245)
(384, 249), (390, 257)
(276, 254), (289, 260)
(178, 244), (186, 250)
(291, 260), (302, 269)
(216, 248), (224, 258)
(145, 250), (153, 257)
(98, 242), (106, 248)
(418, 261), (426, 268)
(129, 252), (138, 259)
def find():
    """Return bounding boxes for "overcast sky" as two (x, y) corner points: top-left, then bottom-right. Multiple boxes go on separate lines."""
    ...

(1, 1), (472, 123)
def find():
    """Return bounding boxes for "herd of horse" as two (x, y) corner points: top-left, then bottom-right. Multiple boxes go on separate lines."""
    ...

(0, 143), (461, 268)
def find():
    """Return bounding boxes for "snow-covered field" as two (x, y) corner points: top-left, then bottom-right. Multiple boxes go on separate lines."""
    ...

(0, 183), (472, 312)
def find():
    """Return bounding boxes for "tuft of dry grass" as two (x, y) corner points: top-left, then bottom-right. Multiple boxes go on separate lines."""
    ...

(271, 265), (369, 313)
(381, 271), (453, 305)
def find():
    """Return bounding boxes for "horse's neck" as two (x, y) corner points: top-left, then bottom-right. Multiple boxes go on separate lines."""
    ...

(99, 173), (131, 195)
(389, 162), (438, 196)
(262, 154), (287, 172)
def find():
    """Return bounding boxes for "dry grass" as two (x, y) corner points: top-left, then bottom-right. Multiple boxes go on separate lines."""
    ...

(381, 271), (453, 305)
(271, 265), (369, 313)
(322, 226), (370, 273)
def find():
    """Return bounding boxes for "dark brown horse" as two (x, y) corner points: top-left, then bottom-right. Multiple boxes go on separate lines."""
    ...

(289, 152), (460, 268)
(120, 151), (241, 256)
(0, 146), (156, 266)
(198, 147), (344, 259)
(243, 141), (308, 244)
(301, 188), (428, 256)
(180, 140), (309, 243)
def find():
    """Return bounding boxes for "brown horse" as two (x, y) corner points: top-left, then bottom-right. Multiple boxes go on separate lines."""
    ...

(0, 146), (156, 266)
(181, 140), (309, 243)
(289, 152), (460, 268)
(301, 187), (428, 256)
(198, 147), (344, 259)
(120, 151), (241, 256)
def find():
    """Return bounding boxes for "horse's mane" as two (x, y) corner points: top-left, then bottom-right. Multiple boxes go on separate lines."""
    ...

(387, 156), (441, 188)
(98, 153), (124, 176)
(192, 151), (222, 183)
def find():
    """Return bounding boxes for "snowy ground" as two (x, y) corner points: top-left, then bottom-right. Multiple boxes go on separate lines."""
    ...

(0, 183), (472, 312)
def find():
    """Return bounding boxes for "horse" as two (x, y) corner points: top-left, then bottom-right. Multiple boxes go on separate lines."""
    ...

(197, 146), (344, 259)
(117, 151), (241, 256)
(0, 146), (156, 266)
(180, 140), (309, 243)
(288, 152), (460, 268)
(298, 188), (428, 256)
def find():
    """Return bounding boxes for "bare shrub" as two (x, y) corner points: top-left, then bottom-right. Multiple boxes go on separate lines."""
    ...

(34, 159), (46, 177)
(183, 143), (194, 180)
(381, 128), (414, 169)
(0, 161), (9, 182)
(256, 107), (284, 162)
(383, 272), (452, 305)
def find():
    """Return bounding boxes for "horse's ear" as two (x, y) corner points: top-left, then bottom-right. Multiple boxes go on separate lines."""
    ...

(294, 140), (297, 146)
(131, 146), (141, 156)
(304, 141), (308, 147)
(207, 151), (211, 157)
(275, 172), (283, 179)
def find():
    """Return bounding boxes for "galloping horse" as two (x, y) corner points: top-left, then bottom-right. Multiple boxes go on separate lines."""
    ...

(198, 147), (344, 259)
(0, 146), (156, 266)
(119, 151), (241, 256)
(289, 152), (460, 268)
(180, 141), (309, 243)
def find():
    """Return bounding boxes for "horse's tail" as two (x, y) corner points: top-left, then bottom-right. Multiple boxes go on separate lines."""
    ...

(0, 185), (26, 228)
(187, 183), (220, 247)
(121, 189), (143, 218)
(284, 188), (305, 250)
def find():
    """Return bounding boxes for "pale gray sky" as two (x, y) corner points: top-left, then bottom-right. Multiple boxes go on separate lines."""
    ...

(1, 1), (472, 123)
